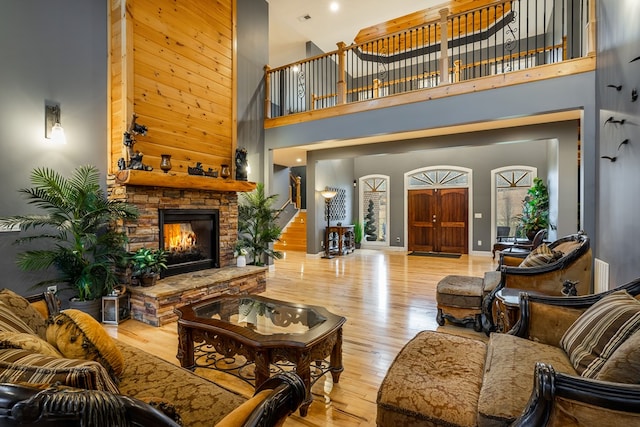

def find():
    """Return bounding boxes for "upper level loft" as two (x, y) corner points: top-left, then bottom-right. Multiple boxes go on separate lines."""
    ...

(264, 0), (596, 129)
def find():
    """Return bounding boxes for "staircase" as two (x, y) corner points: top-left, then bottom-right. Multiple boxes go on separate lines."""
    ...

(274, 211), (307, 252)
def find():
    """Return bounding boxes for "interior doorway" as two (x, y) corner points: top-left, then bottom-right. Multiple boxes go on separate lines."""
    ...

(407, 188), (468, 253)
(405, 167), (472, 254)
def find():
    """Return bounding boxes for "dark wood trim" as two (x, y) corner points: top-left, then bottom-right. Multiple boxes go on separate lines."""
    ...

(512, 362), (640, 426)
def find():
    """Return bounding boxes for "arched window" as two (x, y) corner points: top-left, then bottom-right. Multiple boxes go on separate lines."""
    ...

(492, 166), (537, 241)
(359, 175), (389, 246)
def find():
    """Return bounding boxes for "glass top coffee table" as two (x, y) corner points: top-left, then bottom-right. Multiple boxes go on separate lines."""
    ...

(175, 294), (346, 416)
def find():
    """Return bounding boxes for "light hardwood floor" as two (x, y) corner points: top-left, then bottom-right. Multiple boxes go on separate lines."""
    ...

(112, 249), (497, 426)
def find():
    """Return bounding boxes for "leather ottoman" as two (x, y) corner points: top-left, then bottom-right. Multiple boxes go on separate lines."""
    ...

(436, 275), (484, 331)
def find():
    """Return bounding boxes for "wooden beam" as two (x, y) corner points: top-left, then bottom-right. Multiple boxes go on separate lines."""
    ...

(354, 0), (507, 44)
(114, 169), (256, 192)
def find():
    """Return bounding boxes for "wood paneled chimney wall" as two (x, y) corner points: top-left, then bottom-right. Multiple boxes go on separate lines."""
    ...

(108, 0), (239, 183)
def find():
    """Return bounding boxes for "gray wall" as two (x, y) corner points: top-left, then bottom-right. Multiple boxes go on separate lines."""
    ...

(596, 0), (640, 286)
(0, 0), (269, 295)
(304, 121), (580, 253)
(266, 73), (595, 255)
(0, 0), (108, 294)
(307, 157), (355, 253)
(237, 0), (269, 185)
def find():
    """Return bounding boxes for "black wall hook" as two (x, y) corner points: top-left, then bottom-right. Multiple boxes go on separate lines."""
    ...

(607, 84), (622, 91)
(618, 139), (630, 151)
(601, 155), (617, 162)
(604, 116), (626, 125)
(630, 55), (640, 63)
(632, 89), (638, 102)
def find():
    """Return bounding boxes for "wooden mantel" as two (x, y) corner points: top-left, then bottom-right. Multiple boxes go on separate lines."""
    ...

(114, 170), (256, 192)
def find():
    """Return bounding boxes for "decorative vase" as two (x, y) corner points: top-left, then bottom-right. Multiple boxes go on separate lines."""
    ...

(160, 154), (172, 173)
(220, 164), (231, 179)
(236, 255), (246, 267)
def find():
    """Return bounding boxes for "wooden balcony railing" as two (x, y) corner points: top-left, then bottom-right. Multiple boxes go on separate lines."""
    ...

(265, 0), (595, 120)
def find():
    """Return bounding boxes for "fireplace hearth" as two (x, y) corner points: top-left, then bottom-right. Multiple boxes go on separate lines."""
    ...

(158, 209), (220, 277)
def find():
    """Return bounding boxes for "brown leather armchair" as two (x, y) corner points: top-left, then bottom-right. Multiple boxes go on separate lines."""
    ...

(482, 232), (592, 332)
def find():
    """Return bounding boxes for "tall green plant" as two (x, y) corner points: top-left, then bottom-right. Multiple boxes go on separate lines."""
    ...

(353, 221), (363, 245)
(518, 177), (552, 238)
(237, 183), (283, 266)
(364, 199), (377, 241)
(0, 165), (139, 300)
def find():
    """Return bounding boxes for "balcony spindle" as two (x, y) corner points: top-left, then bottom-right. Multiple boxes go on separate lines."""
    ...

(337, 42), (346, 105)
(439, 8), (450, 84)
(264, 65), (271, 119)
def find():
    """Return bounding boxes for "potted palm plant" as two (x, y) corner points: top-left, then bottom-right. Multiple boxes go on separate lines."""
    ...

(237, 183), (283, 266)
(0, 165), (138, 319)
(129, 247), (168, 286)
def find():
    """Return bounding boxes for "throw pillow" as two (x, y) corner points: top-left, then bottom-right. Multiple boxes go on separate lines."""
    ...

(596, 329), (640, 384)
(518, 243), (560, 268)
(0, 348), (119, 393)
(0, 301), (36, 335)
(560, 290), (640, 378)
(0, 289), (48, 338)
(0, 331), (62, 357)
(46, 309), (125, 379)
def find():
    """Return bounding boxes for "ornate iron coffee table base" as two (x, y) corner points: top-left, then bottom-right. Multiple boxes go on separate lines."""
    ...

(175, 295), (346, 417)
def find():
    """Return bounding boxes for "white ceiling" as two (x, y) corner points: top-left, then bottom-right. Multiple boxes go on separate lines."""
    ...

(267, 0), (447, 167)
(267, 0), (442, 68)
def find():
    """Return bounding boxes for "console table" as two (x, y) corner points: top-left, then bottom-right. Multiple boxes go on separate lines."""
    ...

(326, 225), (355, 256)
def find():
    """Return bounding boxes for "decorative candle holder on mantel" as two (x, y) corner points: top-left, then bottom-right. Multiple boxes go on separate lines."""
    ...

(220, 165), (231, 179)
(160, 154), (172, 173)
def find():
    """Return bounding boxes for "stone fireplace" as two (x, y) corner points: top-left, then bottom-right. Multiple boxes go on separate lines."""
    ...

(108, 181), (238, 268)
(107, 177), (266, 326)
(159, 208), (220, 277)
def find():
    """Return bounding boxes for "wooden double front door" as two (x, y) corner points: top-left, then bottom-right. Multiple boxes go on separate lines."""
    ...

(408, 188), (468, 254)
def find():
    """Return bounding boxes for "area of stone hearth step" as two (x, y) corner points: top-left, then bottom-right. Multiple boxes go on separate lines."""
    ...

(128, 265), (267, 326)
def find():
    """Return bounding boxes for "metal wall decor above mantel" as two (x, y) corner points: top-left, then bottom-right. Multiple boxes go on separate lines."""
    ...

(114, 170), (256, 192)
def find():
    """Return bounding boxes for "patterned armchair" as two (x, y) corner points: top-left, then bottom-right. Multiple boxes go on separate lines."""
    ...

(509, 282), (640, 426)
(378, 278), (640, 427)
(482, 232), (592, 332)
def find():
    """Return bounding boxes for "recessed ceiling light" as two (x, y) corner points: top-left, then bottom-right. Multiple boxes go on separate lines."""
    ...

(330, 2), (339, 12)
(296, 158), (302, 163)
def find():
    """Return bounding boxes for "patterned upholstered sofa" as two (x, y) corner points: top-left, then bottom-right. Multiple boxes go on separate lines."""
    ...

(0, 290), (304, 426)
(377, 278), (640, 427)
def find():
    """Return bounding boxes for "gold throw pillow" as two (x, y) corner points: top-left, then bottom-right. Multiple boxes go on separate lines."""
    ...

(47, 309), (125, 379)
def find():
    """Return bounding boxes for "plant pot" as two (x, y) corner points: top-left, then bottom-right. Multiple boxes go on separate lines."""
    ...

(236, 255), (247, 267)
(526, 229), (539, 241)
(141, 274), (158, 287)
(69, 298), (101, 322)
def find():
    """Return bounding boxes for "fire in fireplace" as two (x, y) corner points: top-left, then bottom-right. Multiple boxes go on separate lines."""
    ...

(158, 209), (219, 277)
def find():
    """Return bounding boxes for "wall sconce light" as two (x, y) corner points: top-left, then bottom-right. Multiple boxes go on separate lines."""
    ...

(353, 179), (357, 187)
(320, 187), (338, 259)
(45, 102), (66, 144)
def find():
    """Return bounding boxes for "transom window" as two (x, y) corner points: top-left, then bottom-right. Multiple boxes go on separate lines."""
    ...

(408, 169), (468, 188)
